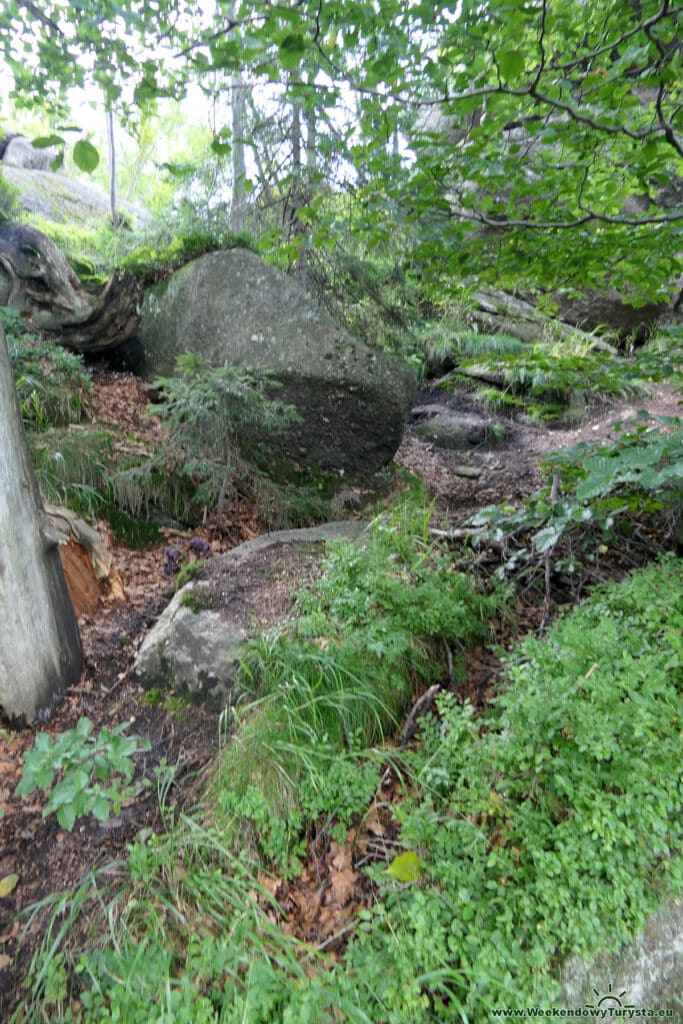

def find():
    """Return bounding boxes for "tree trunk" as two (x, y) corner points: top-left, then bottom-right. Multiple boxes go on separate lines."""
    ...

(0, 222), (142, 352)
(230, 70), (248, 232)
(106, 107), (118, 225)
(0, 323), (82, 723)
(290, 92), (308, 291)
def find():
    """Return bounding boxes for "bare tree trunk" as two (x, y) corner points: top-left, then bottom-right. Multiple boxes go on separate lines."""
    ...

(230, 71), (248, 232)
(305, 97), (316, 176)
(290, 92), (307, 291)
(0, 323), (82, 723)
(106, 107), (118, 225)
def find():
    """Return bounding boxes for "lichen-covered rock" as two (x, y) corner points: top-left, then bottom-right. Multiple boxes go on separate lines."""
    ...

(561, 897), (683, 1016)
(2, 135), (57, 171)
(135, 249), (416, 473)
(134, 596), (247, 707)
(2, 165), (147, 225)
(134, 522), (366, 707)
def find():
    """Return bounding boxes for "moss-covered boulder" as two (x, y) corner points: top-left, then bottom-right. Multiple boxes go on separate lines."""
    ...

(2, 165), (146, 225)
(135, 249), (416, 473)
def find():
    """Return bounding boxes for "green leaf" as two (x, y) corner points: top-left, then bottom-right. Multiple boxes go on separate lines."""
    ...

(91, 795), (111, 821)
(32, 134), (64, 149)
(56, 803), (77, 831)
(533, 522), (566, 553)
(498, 47), (525, 81)
(210, 138), (232, 156)
(34, 732), (52, 752)
(160, 162), (196, 178)
(278, 33), (306, 70)
(72, 139), (100, 174)
(0, 873), (19, 897)
(386, 850), (425, 883)
(76, 716), (94, 738)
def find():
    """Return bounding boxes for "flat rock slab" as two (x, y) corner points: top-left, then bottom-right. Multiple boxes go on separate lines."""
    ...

(134, 521), (366, 707)
(412, 404), (503, 450)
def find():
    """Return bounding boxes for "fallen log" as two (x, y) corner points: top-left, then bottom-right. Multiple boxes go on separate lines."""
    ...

(0, 222), (142, 353)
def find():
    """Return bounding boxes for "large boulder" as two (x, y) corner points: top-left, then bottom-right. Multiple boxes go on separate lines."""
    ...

(553, 288), (672, 339)
(134, 249), (416, 473)
(134, 522), (366, 707)
(2, 135), (57, 171)
(1, 164), (147, 226)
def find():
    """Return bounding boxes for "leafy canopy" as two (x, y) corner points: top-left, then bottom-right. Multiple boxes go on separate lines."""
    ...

(1, 0), (681, 300)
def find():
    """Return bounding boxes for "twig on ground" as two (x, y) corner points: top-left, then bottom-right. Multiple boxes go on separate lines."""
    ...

(400, 684), (441, 748)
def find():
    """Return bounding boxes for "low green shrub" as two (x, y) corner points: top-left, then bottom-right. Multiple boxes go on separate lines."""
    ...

(16, 717), (150, 832)
(5, 310), (91, 429)
(347, 554), (683, 1019)
(110, 353), (299, 528)
(468, 415), (683, 577)
(433, 328), (663, 422)
(212, 503), (506, 862)
(14, 816), (324, 1024)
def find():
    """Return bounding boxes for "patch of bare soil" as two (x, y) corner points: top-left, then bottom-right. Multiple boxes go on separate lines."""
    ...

(398, 382), (681, 523)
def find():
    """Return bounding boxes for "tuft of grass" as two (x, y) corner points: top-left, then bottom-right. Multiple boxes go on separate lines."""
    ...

(210, 502), (506, 867)
(13, 809), (324, 1024)
(422, 326), (525, 375)
(30, 426), (114, 519)
(6, 311), (92, 430)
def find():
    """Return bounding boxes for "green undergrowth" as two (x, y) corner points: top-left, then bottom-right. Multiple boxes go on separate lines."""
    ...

(4, 309), (91, 429)
(21, 215), (257, 287)
(110, 353), (300, 529)
(468, 413), (683, 578)
(29, 426), (114, 518)
(423, 322), (672, 423)
(352, 553), (683, 1018)
(14, 553), (682, 1023)
(421, 326), (525, 376)
(25, 216), (127, 285)
(119, 228), (256, 286)
(6, 328), (344, 534)
(211, 503), (506, 868)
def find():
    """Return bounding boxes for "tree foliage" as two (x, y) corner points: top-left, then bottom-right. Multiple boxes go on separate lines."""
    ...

(1, 1), (681, 299)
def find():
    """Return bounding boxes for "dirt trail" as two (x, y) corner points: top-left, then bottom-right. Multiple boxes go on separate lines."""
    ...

(397, 383), (681, 522)
(0, 373), (680, 1018)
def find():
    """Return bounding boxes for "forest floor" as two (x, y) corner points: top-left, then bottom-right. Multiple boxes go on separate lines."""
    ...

(0, 370), (680, 1018)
